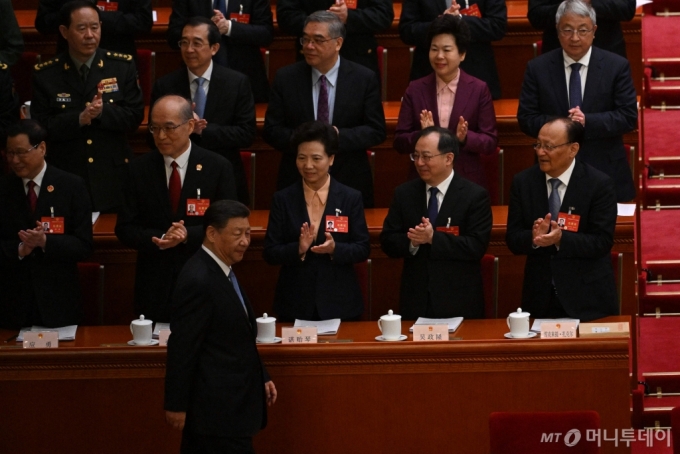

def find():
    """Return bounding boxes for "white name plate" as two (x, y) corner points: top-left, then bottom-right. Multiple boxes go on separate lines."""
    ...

(158, 329), (171, 347)
(282, 327), (318, 344)
(23, 331), (59, 349)
(412, 324), (449, 341)
(540, 322), (577, 339)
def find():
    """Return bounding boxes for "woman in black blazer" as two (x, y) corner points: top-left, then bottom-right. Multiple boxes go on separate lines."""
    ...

(263, 121), (370, 321)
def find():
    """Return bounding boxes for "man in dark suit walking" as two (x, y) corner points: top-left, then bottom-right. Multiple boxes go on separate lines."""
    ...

(506, 118), (618, 322)
(264, 11), (385, 208)
(116, 95), (237, 322)
(165, 200), (277, 453)
(517, 0), (636, 202)
(0, 120), (93, 329)
(167, 0), (273, 102)
(151, 17), (256, 206)
(381, 126), (492, 320)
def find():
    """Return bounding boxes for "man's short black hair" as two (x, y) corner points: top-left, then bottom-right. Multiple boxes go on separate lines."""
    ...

(426, 15), (471, 56)
(203, 200), (250, 233)
(183, 17), (221, 47)
(417, 126), (459, 160)
(6, 120), (48, 146)
(59, 0), (100, 28)
(544, 117), (586, 146)
(290, 120), (339, 157)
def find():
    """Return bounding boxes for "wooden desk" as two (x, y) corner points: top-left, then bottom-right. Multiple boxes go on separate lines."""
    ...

(91, 209), (636, 325)
(0, 319), (631, 454)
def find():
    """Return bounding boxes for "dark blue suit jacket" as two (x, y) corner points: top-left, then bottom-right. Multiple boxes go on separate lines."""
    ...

(165, 247), (269, 437)
(263, 178), (370, 321)
(263, 58), (386, 208)
(506, 160), (619, 322)
(380, 172), (492, 320)
(394, 71), (498, 190)
(517, 46), (637, 202)
(0, 165), (93, 329)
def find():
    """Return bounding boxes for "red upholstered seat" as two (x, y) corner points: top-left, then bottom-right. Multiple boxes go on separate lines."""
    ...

(641, 16), (680, 60)
(135, 49), (155, 107)
(376, 45), (387, 101)
(481, 147), (502, 205)
(644, 67), (680, 107)
(489, 411), (601, 453)
(240, 151), (256, 209)
(10, 52), (40, 104)
(642, 166), (680, 207)
(641, 109), (680, 164)
(482, 254), (498, 318)
(78, 262), (104, 326)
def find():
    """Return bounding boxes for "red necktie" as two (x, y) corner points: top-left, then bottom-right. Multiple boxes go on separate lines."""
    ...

(169, 161), (181, 213)
(27, 180), (38, 213)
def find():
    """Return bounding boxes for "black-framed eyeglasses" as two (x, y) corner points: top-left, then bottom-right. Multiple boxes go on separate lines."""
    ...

(558, 28), (593, 38)
(5, 144), (38, 159)
(149, 121), (189, 135)
(410, 152), (447, 162)
(300, 36), (338, 47)
(533, 142), (573, 152)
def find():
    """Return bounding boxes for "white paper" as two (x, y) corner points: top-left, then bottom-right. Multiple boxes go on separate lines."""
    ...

(17, 325), (78, 341)
(531, 319), (580, 332)
(152, 10), (158, 22)
(294, 318), (341, 335)
(636, 0), (652, 8)
(409, 317), (463, 333)
(92, 212), (100, 225)
(617, 203), (636, 216)
(153, 322), (170, 338)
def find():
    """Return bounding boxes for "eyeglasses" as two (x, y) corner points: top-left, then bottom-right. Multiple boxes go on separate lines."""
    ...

(6, 144), (38, 159)
(149, 121), (189, 135)
(558, 28), (593, 38)
(178, 40), (207, 50)
(533, 142), (573, 152)
(300, 36), (338, 47)
(410, 152), (447, 162)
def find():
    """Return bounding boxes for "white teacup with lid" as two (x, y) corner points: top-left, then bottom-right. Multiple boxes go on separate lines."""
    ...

(130, 314), (153, 345)
(378, 309), (402, 340)
(256, 313), (276, 343)
(507, 308), (531, 338)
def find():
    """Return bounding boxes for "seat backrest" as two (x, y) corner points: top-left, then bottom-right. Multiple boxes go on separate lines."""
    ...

(671, 406), (680, 454)
(489, 411), (601, 454)
(533, 40), (543, 58)
(481, 254), (498, 318)
(480, 147), (501, 205)
(376, 46), (387, 101)
(11, 52), (40, 104)
(354, 260), (371, 320)
(135, 49), (155, 106)
(239, 151), (256, 209)
(78, 262), (104, 326)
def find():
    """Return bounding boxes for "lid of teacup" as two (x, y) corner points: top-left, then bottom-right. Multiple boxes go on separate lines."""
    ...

(508, 308), (530, 319)
(257, 313), (276, 323)
(132, 314), (153, 325)
(380, 309), (401, 321)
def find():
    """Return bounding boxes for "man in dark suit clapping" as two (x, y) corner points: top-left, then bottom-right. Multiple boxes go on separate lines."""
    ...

(151, 17), (256, 206)
(116, 95), (237, 322)
(264, 11), (385, 208)
(381, 127), (492, 320)
(506, 118), (618, 322)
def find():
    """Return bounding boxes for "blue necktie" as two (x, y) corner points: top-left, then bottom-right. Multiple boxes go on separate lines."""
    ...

(228, 271), (248, 315)
(214, 0), (227, 16)
(569, 63), (583, 109)
(194, 77), (206, 119)
(548, 178), (562, 221)
(427, 187), (439, 223)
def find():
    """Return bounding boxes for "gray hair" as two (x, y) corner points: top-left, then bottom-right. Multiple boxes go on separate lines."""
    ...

(555, 0), (596, 26)
(304, 11), (346, 40)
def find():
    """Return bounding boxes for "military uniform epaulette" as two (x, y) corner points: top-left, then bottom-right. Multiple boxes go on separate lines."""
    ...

(0, 62), (8, 70)
(34, 58), (60, 71)
(105, 51), (133, 62)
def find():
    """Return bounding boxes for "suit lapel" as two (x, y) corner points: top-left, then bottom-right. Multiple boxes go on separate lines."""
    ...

(581, 48), (602, 112)
(35, 165), (56, 216)
(332, 59), (351, 124)
(84, 49), (106, 98)
(181, 149), (203, 212)
(561, 161), (584, 215)
(436, 172), (462, 226)
(549, 51), (569, 113)
(530, 165), (550, 217)
(203, 66), (221, 120)
(423, 74), (440, 126)
(151, 151), (174, 218)
(202, 249), (254, 328)
(62, 54), (86, 100)
(317, 177), (339, 243)
(450, 71), (473, 127)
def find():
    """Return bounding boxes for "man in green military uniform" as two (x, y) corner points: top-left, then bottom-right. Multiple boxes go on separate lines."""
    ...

(31, 0), (144, 213)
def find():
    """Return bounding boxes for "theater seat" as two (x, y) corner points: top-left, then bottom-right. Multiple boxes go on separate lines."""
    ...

(11, 52), (41, 105)
(78, 262), (105, 326)
(260, 48), (269, 81)
(135, 49), (155, 106)
(481, 147), (502, 205)
(489, 411), (601, 454)
(354, 259), (372, 320)
(482, 254), (498, 318)
(377, 45), (387, 101)
(240, 151), (256, 209)
(532, 40), (543, 58)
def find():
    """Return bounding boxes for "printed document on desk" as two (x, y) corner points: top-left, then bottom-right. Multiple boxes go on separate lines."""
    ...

(410, 317), (463, 332)
(294, 319), (341, 335)
(16, 325), (78, 341)
(531, 319), (580, 332)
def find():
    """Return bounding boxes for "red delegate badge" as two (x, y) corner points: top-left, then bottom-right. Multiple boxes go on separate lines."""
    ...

(556, 212), (580, 232)
(325, 215), (348, 233)
(436, 226), (460, 236)
(344, 0), (358, 9)
(97, 1), (118, 11)
(460, 3), (482, 17)
(186, 199), (210, 216)
(41, 217), (64, 234)
(229, 13), (250, 23)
